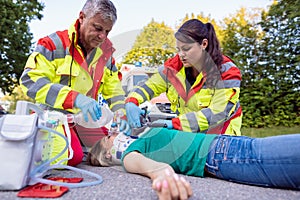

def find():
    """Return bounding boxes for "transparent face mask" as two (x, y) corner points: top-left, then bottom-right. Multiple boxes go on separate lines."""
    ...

(110, 133), (136, 160)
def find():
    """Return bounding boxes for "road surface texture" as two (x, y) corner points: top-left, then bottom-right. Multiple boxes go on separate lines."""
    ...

(1, 162), (299, 200)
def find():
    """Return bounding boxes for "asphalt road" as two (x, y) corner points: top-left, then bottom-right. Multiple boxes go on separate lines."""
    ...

(1, 162), (300, 200)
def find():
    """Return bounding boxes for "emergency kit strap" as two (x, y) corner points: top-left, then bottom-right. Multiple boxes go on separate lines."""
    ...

(42, 109), (74, 163)
(58, 116), (73, 164)
(30, 125), (103, 188)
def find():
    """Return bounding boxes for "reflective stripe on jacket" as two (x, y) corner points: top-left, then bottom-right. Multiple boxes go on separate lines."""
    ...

(127, 54), (242, 135)
(20, 20), (125, 114)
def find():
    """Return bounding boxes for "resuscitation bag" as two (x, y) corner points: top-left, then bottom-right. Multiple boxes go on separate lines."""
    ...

(0, 101), (103, 190)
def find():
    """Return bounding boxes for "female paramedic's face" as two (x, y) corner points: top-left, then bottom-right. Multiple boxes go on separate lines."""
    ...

(79, 12), (113, 53)
(176, 39), (208, 70)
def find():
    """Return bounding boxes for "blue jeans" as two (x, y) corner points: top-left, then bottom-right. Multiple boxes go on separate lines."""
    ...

(205, 134), (300, 189)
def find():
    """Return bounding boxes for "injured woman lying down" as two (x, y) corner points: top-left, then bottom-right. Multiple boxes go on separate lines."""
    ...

(87, 127), (300, 200)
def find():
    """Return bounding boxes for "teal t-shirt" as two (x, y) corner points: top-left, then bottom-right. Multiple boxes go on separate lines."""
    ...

(121, 128), (217, 177)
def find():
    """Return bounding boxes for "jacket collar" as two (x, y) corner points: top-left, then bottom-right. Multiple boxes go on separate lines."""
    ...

(164, 54), (183, 72)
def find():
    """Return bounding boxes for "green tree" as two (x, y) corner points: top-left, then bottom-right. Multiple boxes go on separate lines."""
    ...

(0, 0), (44, 94)
(132, 19), (176, 52)
(221, 1), (300, 127)
(220, 7), (267, 127)
(257, 0), (300, 126)
(221, 7), (263, 66)
(122, 20), (176, 66)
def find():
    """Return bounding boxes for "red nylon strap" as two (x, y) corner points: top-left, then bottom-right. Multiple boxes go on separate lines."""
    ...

(186, 75), (206, 101)
(87, 39), (114, 99)
(69, 43), (89, 74)
(207, 106), (242, 134)
(164, 67), (206, 103)
(163, 67), (187, 101)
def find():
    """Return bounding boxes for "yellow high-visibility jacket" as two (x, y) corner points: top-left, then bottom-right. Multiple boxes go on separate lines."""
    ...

(20, 19), (125, 114)
(19, 20), (125, 165)
(126, 54), (242, 135)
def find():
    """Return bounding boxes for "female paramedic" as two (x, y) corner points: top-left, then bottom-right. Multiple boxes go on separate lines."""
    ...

(125, 19), (242, 136)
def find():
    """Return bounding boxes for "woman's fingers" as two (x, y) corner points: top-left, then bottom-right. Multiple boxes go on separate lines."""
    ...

(153, 170), (193, 200)
(173, 174), (189, 200)
(180, 176), (193, 198)
(163, 169), (179, 199)
(159, 180), (172, 200)
(166, 173), (191, 200)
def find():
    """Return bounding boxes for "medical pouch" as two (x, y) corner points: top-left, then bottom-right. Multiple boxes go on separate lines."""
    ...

(0, 101), (103, 191)
(0, 113), (52, 190)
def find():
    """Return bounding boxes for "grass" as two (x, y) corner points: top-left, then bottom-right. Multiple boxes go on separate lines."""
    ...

(242, 126), (300, 138)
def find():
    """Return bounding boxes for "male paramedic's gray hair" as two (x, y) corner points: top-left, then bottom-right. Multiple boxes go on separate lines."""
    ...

(82, 0), (117, 24)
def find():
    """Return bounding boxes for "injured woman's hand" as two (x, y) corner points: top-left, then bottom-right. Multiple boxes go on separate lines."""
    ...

(152, 168), (193, 200)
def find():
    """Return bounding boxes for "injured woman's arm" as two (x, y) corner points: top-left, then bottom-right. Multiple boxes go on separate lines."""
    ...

(123, 151), (193, 200)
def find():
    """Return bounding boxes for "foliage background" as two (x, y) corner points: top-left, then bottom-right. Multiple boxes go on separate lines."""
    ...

(120, 0), (300, 128)
(0, 0), (299, 128)
(0, 0), (44, 94)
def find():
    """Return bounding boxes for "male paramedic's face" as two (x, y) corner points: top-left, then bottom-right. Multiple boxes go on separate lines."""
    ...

(176, 39), (207, 69)
(79, 12), (113, 53)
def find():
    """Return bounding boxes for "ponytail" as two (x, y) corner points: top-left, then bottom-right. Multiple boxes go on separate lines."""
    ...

(205, 23), (223, 67)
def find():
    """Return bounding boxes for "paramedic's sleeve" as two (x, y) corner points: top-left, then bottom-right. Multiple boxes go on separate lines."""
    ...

(19, 52), (76, 110)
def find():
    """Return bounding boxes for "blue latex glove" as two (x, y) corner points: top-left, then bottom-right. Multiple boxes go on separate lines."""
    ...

(125, 102), (145, 128)
(118, 120), (131, 136)
(74, 94), (102, 122)
(149, 119), (173, 129)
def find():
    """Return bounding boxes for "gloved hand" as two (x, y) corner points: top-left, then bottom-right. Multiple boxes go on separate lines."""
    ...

(119, 120), (131, 136)
(125, 102), (145, 128)
(74, 94), (101, 122)
(110, 120), (131, 136)
(149, 119), (173, 129)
